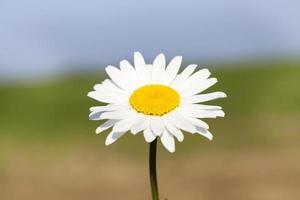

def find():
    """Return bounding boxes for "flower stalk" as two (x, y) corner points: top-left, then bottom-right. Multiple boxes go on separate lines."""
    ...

(149, 139), (159, 200)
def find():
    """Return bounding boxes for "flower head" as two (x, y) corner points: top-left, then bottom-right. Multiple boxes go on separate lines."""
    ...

(88, 52), (226, 152)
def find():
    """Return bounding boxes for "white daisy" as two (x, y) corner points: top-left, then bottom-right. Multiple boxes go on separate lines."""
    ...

(88, 52), (226, 152)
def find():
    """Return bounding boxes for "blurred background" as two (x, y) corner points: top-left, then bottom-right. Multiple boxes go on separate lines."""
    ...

(1, 0), (300, 199)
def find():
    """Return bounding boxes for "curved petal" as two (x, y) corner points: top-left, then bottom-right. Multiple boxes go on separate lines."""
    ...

(183, 116), (209, 130)
(87, 91), (128, 104)
(180, 78), (218, 97)
(105, 130), (126, 145)
(152, 53), (166, 83)
(150, 117), (165, 136)
(105, 65), (136, 92)
(180, 104), (222, 111)
(160, 130), (175, 153)
(212, 110), (225, 117)
(143, 128), (156, 143)
(177, 68), (211, 91)
(165, 111), (197, 133)
(96, 119), (118, 134)
(195, 127), (213, 140)
(94, 79), (127, 95)
(163, 118), (184, 142)
(143, 64), (153, 84)
(89, 111), (104, 121)
(179, 64), (197, 78)
(131, 116), (150, 134)
(119, 60), (141, 90)
(134, 51), (146, 68)
(177, 107), (220, 118)
(89, 105), (130, 120)
(181, 92), (227, 104)
(134, 52), (151, 85)
(100, 109), (136, 120)
(112, 114), (141, 132)
(171, 64), (197, 89)
(161, 56), (182, 85)
(89, 104), (130, 113)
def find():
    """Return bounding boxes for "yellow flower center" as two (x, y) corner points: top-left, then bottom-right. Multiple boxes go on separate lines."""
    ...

(129, 84), (180, 116)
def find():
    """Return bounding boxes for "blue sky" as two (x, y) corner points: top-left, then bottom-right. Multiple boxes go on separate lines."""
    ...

(1, 0), (300, 79)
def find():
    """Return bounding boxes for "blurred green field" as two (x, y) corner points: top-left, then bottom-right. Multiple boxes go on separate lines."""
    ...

(0, 60), (299, 152)
(1, 60), (300, 200)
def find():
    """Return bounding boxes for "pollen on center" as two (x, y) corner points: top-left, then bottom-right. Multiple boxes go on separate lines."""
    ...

(129, 84), (180, 116)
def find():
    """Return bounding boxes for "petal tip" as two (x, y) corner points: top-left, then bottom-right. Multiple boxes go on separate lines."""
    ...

(134, 51), (142, 55)
(211, 77), (218, 83)
(96, 127), (103, 134)
(87, 91), (93, 98)
(134, 51), (144, 60)
(202, 68), (210, 73)
(207, 133), (213, 141)
(105, 138), (113, 146)
(119, 59), (127, 65)
(105, 65), (118, 74)
(154, 53), (166, 62)
(174, 55), (182, 61)
(169, 149), (176, 153)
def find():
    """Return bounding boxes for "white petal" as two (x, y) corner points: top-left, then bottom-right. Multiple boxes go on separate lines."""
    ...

(212, 110), (225, 117)
(178, 68), (211, 91)
(89, 85), (127, 99)
(163, 118), (184, 142)
(165, 111), (197, 133)
(195, 127), (213, 140)
(89, 104), (130, 113)
(112, 115), (141, 132)
(96, 119), (118, 134)
(179, 105), (224, 121)
(143, 128), (156, 143)
(89, 111), (103, 120)
(152, 53), (166, 83)
(105, 130), (126, 145)
(180, 78), (218, 97)
(94, 79), (127, 95)
(105, 65), (136, 92)
(160, 130), (175, 153)
(191, 68), (211, 80)
(171, 64), (197, 89)
(105, 65), (124, 88)
(150, 117), (165, 136)
(100, 109), (136, 119)
(180, 104), (222, 111)
(161, 56), (182, 85)
(89, 105), (130, 120)
(120, 59), (134, 71)
(119, 60), (140, 90)
(143, 64), (153, 84)
(87, 91), (128, 104)
(134, 51), (146, 68)
(134, 52), (150, 85)
(184, 116), (209, 129)
(179, 64), (197, 78)
(131, 116), (150, 134)
(181, 92), (227, 104)
(177, 107), (219, 118)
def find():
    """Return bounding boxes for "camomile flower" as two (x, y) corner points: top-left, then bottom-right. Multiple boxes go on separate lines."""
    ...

(88, 52), (226, 153)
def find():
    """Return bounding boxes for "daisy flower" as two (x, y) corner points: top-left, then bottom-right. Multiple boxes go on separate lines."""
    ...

(88, 52), (226, 153)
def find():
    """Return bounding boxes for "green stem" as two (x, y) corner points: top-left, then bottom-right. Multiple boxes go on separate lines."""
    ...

(149, 139), (159, 200)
